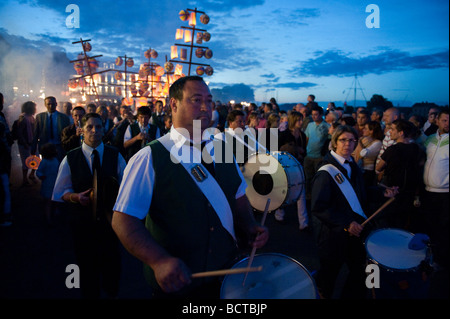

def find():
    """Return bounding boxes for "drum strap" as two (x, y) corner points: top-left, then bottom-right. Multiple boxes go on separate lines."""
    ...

(158, 132), (236, 241)
(318, 164), (367, 219)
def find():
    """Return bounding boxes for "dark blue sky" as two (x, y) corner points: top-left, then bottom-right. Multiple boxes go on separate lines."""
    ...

(0, 0), (448, 106)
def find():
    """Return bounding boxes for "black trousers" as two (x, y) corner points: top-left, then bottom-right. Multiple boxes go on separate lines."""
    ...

(72, 219), (121, 299)
(316, 227), (368, 299)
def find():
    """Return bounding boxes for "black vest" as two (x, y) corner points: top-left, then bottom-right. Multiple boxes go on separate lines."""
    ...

(67, 145), (119, 223)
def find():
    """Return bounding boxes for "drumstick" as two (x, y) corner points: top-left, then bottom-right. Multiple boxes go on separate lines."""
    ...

(344, 197), (396, 233)
(191, 266), (263, 278)
(242, 198), (271, 286)
(361, 197), (395, 227)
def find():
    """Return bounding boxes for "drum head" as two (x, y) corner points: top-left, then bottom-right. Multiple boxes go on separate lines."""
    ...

(365, 228), (427, 271)
(243, 153), (287, 211)
(221, 253), (317, 299)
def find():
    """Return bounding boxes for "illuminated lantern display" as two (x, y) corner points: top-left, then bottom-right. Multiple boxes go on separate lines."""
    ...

(171, 46), (178, 59)
(205, 66), (214, 76)
(189, 11), (196, 26)
(200, 14), (210, 24)
(114, 72), (123, 81)
(150, 49), (158, 59)
(141, 82), (149, 91)
(115, 87), (122, 96)
(175, 29), (184, 40)
(175, 64), (183, 75)
(196, 66), (204, 75)
(204, 49), (213, 59)
(144, 50), (152, 59)
(164, 62), (174, 72)
(115, 57), (123, 66)
(130, 74), (136, 82)
(179, 9), (189, 21)
(184, 29), (192, 43)
(126, 58), (134, 67)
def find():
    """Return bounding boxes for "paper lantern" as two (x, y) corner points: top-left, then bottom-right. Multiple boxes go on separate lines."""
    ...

(141, 82), (149, 91)
(179, 10), (189, 21)
(126, 58), (134, 67)
(68, 79), (78, 89)
(200, 14), (210, 24)
(189, 11), (196, 26)
(164, 62), (174, 72)
(115, 57), (123, 66)
(115, 87), (122, 96)
(114, 72), (123, 81)
(83, 42), (92, 52)
(156, 66), (165, 76)
(175, 64), (183, 75)
(144, 50), (151, 59)
(204, 49), (213, 59)
(130, 74), (136, 82)
(196, 32), (203, 44)
(195, 48), (204, 58)
(180, 48), (187, 60)
(74, 61), (84, 75)
(151, 49), (158, 59)
(171, 45), (178, 59)
(130, 84), (137, 96)
(196, 66), (204, 75)
(184, 29), (192, 43)
(88, 58), (98, 70)
(205, 66), (214, 76)
(202, 32), (211, 42)
(25, 155), (41, 170)
(78, 78), (86, 87)
(175, 28), (184, 40)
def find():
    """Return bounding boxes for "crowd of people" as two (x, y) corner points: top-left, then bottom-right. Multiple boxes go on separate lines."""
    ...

(0, 81), (448, 299)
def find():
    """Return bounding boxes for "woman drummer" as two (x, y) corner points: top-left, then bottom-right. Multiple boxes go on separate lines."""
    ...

(311, 125), (397, 299)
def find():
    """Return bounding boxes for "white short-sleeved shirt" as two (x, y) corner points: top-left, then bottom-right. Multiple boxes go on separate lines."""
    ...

(113, 126), (247, 220)
(51, 142), (127, 202)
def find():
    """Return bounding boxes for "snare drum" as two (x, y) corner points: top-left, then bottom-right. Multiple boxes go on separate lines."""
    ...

(221, 253), (318, 299)
(365, 228), (430, 298)
(243, 152), (305, 211)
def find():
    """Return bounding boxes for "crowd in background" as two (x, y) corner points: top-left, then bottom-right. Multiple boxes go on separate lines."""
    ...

(0, 91), (448, 298)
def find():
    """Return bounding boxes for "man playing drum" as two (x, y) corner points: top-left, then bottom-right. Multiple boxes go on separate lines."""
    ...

(112, 76), (268, 298)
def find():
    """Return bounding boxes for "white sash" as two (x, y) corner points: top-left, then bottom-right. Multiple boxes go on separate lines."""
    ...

(318, 164), (367, 219)
(158, 133), (236, 240)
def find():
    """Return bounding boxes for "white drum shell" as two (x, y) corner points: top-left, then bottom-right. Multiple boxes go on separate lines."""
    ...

(243, 152), (304, 211)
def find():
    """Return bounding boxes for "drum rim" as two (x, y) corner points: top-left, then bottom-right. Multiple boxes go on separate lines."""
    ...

(220, 252), (318, 299)
(364, 228), (427, 272)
